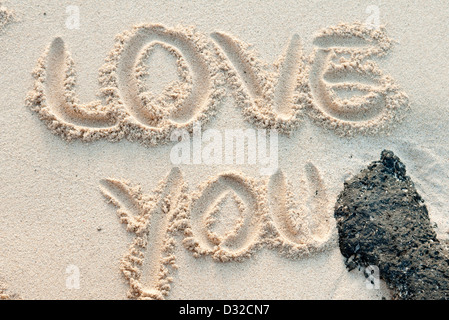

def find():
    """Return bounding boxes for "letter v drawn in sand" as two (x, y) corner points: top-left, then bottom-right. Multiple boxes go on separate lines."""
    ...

(211, 30), (310, 133)
(0, 4), (14, 32)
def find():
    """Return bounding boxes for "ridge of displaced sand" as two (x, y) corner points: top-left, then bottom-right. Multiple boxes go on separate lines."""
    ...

(25, 22), (410, 145)
(101, 166), (335, 300)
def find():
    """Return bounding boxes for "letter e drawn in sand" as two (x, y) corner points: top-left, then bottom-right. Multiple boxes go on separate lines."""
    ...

(307, 22), (410, 136)
(26, 23), (410, 144)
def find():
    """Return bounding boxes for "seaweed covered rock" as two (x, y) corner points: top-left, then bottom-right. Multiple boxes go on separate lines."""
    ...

(335, 150), (449, 300)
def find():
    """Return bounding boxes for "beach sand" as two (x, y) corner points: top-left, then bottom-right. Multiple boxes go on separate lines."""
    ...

(0, 0), (448, 299)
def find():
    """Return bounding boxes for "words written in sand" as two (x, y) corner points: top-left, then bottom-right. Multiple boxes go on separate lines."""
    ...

(26, 22), (409, 145)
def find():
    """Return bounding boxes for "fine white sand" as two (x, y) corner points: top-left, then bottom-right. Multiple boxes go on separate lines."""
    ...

(0, 0), (448, 299)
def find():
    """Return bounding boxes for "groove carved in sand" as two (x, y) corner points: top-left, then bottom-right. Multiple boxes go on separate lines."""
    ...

(101, 166), (333, 299)
(307, 22), (410, 135)
(267, 163), (333, 258)
(26, 24), (224, 145)
(182, 173), (266, 261)
(211, 32), (309, 133)
(26, 22), (409, 143)
(100, 168), (186, 300)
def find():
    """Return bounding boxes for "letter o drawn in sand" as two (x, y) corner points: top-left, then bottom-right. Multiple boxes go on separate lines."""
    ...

(183, 173), (266, 262)
(26, 24), (225, 145)
(107, 24), (224, 144)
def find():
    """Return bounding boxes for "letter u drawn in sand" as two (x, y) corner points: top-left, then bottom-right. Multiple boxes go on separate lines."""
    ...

(100, 165), (334, 299)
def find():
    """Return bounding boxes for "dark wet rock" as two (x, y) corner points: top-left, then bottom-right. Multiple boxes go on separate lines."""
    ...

(335, 150), (449, 300)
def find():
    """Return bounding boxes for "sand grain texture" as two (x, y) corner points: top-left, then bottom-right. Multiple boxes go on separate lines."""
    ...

(335, 150), (449, 300)
(0, 4), (13, 31)
(0, 0), (448, 300)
